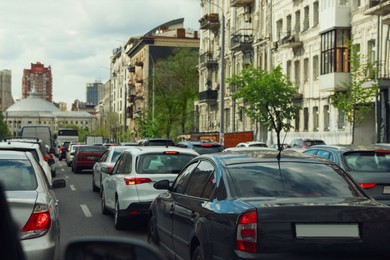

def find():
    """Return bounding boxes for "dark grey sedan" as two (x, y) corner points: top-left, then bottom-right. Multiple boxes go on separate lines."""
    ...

(148, 150), (390, 259)
(303, 144), (390, 205)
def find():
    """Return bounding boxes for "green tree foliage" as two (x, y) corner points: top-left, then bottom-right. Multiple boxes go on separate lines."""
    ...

(153, 48), (199, 138)
(135, 110), (159, 138)
(331, 44), (379, 144)
(0, 112), (10, 137)
(228, 65), (301, 150)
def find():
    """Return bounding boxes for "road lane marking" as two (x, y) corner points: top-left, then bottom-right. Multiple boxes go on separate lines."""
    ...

(69, 184), (76, 191)
(80, 204), (92, 217)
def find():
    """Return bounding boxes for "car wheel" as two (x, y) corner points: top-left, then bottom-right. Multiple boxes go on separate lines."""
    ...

(192, 245), (205, 260)
(101, 190), (109, 215)
(114, 200), (126, 230)
(147, 214), (159, 246)
(74, 166), (80, 173)
(92, 174), (98, 192)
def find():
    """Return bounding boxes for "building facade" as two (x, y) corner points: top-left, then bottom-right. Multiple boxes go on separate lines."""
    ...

(197, 0), (390, 146)
(22, 62), (53, 102)
(86, 81), (102, 106)
(0, 70), (14, 112)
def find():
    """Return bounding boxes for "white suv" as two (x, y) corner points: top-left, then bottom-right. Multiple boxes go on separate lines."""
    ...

(101, 146), (199, 230)
(0, 138), (54, 184)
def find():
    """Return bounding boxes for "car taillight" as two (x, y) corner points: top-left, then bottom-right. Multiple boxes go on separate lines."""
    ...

(21, 204), (51, 239)
(359, 183), (376, 189)
(236, 210), (257, 253)
(44, 155), (49, 162)
(124, 178), (152, 185)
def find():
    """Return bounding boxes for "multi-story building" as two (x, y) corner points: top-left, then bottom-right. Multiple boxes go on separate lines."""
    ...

(0, 69), (14, 112)
(104, 18), (199, 142)
(22, 62), (53, 102)
(86, 81), (102, 106)
(197, 0), (390, 146)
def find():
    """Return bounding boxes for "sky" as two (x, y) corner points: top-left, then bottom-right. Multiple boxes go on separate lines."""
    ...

(0, 0), (200, 110)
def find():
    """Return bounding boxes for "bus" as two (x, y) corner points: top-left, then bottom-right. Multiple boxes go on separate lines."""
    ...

(56, 128), (79, 145)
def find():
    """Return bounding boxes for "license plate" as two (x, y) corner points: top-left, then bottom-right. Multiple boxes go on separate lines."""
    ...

(383, 186), (390, 194)
(295, 224), (360, 239)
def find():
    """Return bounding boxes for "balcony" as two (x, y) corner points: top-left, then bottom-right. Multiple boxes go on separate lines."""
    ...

(365, 0), (390, 16)
(136, 78), (143, 84)
(199, 13), (220, 31)
(128, 65), (135, 73)
(199, 51), (218, 68)
(199, 89), (218, 102)
(135, 61), (144, 67)
(278, 33), (303, 49)
(230, 0), (254, 7)
(230, 30), (253, 51)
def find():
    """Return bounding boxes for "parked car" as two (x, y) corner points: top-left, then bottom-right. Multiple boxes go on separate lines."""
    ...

(66, 143), (85, 167)
(176, 140), (223, 154)
(101, 146), (198, 230)
(137, 138), (175, 147)
(236, 141), (268, 147)
(72, 145), (106, 173)
(223, 146), (276, 152)
(0, 150), (66, 260)
(148, 150), (390, 259)
(289, 138), (326, 150)
(0, 137), (55, 183)
(92, 146), (130, 192)
(303, 144), (390, 205)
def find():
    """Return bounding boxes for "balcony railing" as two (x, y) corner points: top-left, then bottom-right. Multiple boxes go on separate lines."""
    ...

(230, 0), (254, 7)
(365, 0), (390, 15)
(278, 32), (303, 49)
(199, 89), (218, 102)
(199, 13), (220, 30)
(199, 51), (218, 68)
(230, 29), (253, 51)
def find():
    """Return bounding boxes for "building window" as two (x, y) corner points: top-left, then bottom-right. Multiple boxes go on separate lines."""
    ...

(225, 109), (230, 132)
(304, 58), (309, 82)
(295, 10), (301, 34)
(28, 121), (32, 124)
(304, 107), (309, 131)
(323, 105), (330, 131)
(338, 108), (345, 129)
(313, 2), (319, 27)
(294, 60), (300, 86)
(367, 40), (376, 64)
(286, 60), (292, 79)
(286, 15), (292, 36)
(295, 110), (300, 131)
(313, 55), (319, 79)
(303, 6), (309, 31)
(313, 106), (319, 131)
(321, 29), (351, 75)
(276, 19), (283, 41)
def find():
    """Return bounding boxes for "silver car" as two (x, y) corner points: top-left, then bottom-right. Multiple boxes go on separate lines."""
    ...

(92, 146), (129, 193)
(101, 146), (198, 230)
(0, 150), (66, 260)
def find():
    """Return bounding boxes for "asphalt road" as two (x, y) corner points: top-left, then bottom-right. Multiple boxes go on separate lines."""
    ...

(53, 160), (148, 260)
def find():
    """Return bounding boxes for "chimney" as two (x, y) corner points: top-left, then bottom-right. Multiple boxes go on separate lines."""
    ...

(177, 28), (185, 38)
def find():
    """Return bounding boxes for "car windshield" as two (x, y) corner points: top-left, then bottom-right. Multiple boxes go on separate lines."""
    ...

(111, 148), (129, 162)
(304, 140), (326, 146)
(192, 144), (223, 155)
(343, 151), (390, 172)
(0, 159), (38, 191)
(137, 154), (195, 174)
(228, 162), (362, 198)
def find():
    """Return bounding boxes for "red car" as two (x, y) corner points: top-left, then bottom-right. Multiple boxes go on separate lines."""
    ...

(72, 145), (106, 173)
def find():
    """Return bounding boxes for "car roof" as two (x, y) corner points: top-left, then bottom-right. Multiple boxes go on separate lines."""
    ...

(0, 141), (39, 149)
(223, 147), (276, 152)
(0, 150), (30, 160)
(122, 146), (199, 156)
(306, 144), (389, 152)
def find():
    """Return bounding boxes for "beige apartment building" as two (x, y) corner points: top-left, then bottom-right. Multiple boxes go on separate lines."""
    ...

(0, 70), (15, 112)
(106, 18), (199, 142)
(197, 0), (390, 146)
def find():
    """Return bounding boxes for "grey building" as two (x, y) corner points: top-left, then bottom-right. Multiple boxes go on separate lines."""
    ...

(86, 81), (102, 106)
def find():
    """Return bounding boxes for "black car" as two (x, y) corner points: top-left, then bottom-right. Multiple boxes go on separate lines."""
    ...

(176, 140), (223, 154)
(148, 150), (390, 259)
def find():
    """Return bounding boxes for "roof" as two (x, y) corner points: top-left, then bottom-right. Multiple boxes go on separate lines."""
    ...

(6, 95), (59, 113)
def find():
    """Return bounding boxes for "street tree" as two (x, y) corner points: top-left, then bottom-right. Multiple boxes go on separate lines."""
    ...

(0, 112), (10, 137)
(153, 48), (199, 138)
(331, 44), (379, 144)
(228, 65), (301, 151)
(135, 110), (159, 139)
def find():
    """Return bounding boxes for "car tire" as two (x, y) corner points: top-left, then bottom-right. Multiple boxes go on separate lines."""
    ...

(101, 190), (109, 215)
(147, 214), (159, 246)
(92, 174), (98, 192)
(114, 200), (126, 230)
(192, 245), (205, 260)
(74, 166), (80, 173)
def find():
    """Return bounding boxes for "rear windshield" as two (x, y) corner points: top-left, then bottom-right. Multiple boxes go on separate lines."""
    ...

(343, 151), (390, 172)
(137, 153), (195, 174)
(192, 145), (223, 155)
(0, 159), (38, 191)
(78, 146), (106, 153)
(304, 140), (326, 146)
(145, 140), (175, 146)
(229, 162), (362, 198)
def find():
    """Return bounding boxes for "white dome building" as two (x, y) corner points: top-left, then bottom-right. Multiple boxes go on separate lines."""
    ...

(5, 92), (96, 137)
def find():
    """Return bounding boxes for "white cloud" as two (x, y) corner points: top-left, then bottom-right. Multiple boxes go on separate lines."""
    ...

(0, 0), (200, 109)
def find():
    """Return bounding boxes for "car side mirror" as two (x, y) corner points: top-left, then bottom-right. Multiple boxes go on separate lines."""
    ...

(154, 180), (171, 190)
(65, 237), (165, 260)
